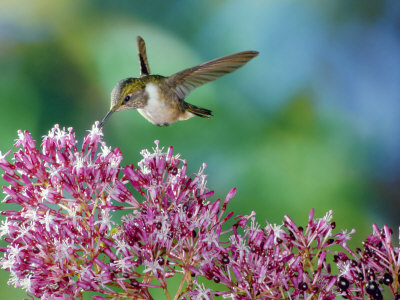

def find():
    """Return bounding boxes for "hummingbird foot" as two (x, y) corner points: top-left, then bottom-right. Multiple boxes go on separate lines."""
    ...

(156, 122), (170, 127)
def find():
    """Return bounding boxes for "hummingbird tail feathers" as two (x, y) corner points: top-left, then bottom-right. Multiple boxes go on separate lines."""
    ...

(185, 103), (213, 119)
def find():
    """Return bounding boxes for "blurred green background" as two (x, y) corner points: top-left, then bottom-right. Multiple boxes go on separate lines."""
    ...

(1, 0), (400, 298)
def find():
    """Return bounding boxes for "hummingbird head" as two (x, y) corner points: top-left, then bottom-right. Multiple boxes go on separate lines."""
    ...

(100, 78), (147, 127)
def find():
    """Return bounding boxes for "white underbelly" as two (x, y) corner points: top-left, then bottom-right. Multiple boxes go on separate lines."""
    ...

(137, 106), (175, 125)
(138, 82), (176, 125)
(138, 82), (194, 125)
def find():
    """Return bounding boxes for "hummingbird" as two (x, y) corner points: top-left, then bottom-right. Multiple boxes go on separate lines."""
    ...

(100, 36), (259, 127)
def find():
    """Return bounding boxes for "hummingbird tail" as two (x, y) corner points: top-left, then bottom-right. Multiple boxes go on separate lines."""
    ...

(185, 103), (213, 119)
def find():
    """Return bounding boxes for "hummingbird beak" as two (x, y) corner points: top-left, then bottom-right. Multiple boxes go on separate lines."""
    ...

(100, 110), (114, 128)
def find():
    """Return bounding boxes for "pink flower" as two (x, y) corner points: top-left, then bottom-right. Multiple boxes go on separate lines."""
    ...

(0, 123), (236, 299)
(0, 123), (127, 298)
(198, 209), (343, 299)
(1, 123), (400, 299)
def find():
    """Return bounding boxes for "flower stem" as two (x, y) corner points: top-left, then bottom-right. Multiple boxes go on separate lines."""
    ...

(163, 287), (172, 300)
(174, 271), (188, 300)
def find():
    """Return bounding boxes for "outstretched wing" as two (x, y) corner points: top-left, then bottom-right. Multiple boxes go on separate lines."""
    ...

(167, 51), (258, 99)
(137, 36), (151, 77)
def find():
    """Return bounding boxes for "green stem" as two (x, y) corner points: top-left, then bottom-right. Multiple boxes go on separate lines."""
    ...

(174, 271), (188, 300)
(163, 286), (172, 300)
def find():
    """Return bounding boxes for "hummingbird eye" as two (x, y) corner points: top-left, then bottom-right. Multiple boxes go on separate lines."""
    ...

(123, 95), (131, 104)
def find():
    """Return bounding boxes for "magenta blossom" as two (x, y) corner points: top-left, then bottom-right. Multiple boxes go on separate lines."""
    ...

(0, 123), (127, 298)
(1, 123), (400, 299)
(0, 123), (235, 299)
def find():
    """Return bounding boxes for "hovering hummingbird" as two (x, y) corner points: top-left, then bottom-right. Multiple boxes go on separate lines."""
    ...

(100, 36), (259, 127)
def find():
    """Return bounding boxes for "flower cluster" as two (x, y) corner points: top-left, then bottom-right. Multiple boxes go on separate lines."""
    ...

(186, 210), (350, 299)
(0, 123), (126, 298)
(104, 141), (237, 299)
(0, 124), (400, 299)
(334, 223), (400, 300)
(0, 123), (236, 299)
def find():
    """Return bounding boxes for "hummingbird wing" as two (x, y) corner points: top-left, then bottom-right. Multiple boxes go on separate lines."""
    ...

(137, 36), (151, 77)
(167, 51), (258, 99)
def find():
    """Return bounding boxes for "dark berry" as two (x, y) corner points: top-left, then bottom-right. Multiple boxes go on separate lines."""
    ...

(221, 257), (230, 264)
(298, 282), (308, 291)
(365, 281), (379, 295)
(372, 290), (383, 300)
(337, 277), (349, 291)
(130, 279), (140, 288)
(383, 273), (393, 285)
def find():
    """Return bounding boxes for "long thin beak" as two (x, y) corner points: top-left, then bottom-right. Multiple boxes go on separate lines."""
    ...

(100, 110), (114, 128)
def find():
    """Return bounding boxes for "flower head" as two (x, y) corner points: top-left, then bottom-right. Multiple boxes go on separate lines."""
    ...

(0, 124), (236, 299)
(0, 123), (126, 298)
(1, 123), (399, 300)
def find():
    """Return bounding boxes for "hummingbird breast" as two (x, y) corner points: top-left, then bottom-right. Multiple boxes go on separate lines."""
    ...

(138, 82), (193, 126)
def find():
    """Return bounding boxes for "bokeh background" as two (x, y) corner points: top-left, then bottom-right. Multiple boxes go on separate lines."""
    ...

(1, 0), (399, 298)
